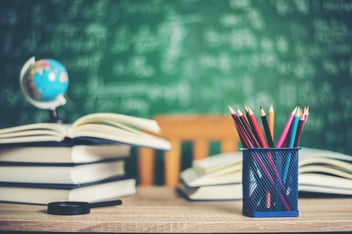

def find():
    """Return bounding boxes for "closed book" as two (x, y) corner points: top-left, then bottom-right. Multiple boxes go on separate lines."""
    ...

(0, 144), (130, 164)
(0, 112), (171, 150)
(0, 159), (126, 185)
(0, 177), (136, 205)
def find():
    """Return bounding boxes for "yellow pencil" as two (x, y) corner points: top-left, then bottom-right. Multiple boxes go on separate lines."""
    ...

(268, 104), (274, 141)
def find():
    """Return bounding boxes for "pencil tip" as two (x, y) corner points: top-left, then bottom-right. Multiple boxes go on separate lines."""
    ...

(295, 107), (301, 116)
(236, 106), (243, 115)
(228, 105), (235, 114)
(260, 107), (265, 115)
(269, 104), (274, 112)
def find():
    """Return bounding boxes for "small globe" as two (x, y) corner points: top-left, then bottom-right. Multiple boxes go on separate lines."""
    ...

(22, 59), (69, 102)
(20, 57), (69, 110)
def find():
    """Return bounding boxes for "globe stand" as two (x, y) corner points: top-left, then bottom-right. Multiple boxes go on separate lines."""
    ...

(49, 109), (63, 123)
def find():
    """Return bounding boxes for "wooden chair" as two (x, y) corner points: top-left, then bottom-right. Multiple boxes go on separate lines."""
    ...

(138, 115), (240, 187)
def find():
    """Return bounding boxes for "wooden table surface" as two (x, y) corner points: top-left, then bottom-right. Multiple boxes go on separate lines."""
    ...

(0, 186), (351, 233)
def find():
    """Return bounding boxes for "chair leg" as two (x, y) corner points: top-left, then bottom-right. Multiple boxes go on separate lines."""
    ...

(221, 139), (238, 153)
(193, 140), (208, 160)
(138, 148), (155, 185)
(164, 139), (181, 187)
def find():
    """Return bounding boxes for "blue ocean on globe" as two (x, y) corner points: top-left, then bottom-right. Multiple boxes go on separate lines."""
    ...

(24, 59), (69, 102)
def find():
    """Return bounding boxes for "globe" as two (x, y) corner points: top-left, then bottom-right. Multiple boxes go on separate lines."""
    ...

(20, 57), (69, 110)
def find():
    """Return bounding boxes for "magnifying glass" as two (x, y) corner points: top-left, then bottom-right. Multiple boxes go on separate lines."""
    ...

(47, 199), (122, 215)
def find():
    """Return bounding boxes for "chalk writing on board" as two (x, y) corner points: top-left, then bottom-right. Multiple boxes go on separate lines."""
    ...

(0, 0), (351, 154)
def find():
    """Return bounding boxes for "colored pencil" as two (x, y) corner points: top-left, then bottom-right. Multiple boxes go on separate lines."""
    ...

(260, 107), (275, 148)
(303, 105), (309, 127)
(294, 107), (307, 147)
(276, 106), (297, 148)
(246, 105), (267, 148)
(255, 106), (273, 208)
(268, 104), (274, 140)
(303, 105), (309, 124)
(283, 107), (301, 183)
(236, 106), (260, 148)
(228, 106), (252, 148)
(288, 107), (300, 147)
(228, 105), (291, 211)
(244, 105), (259, 142)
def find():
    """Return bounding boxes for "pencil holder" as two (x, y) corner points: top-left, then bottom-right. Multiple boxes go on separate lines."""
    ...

(242, 147), (300, 218)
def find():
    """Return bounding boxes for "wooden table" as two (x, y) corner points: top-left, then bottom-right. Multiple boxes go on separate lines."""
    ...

(0, 186), (351, 233)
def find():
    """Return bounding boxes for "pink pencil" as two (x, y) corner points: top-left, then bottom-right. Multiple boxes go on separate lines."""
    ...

(276, 106), (297, 148)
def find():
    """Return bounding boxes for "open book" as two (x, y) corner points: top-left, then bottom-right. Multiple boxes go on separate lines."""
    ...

(179, 148), (352, 200)
(298, 148), (352, 195)
(0, 113), (171, 150)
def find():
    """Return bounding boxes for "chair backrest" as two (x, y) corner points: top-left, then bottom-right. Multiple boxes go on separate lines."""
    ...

(138, 115), (240, 187)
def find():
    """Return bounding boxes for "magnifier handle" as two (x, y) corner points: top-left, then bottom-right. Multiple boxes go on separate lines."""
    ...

(90, 199), (122, 208)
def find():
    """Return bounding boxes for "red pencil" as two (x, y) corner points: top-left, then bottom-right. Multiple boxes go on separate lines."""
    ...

(245, 105), (260, 144)
(247, 105), (267, 148)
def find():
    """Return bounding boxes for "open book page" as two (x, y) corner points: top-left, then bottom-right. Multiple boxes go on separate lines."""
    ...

(299, 173), (352, 195)
(0, 113), (171, 150)
(299, 185), (352, 195)
(71, 113), (161, 133)
(180, 147), (352, 196)
(192, 151), (242, 175)
(299, 147), (352, 180)
(299, 159), (352, 179)
(181, 151), (242, 187)
(299, 147), (352, 162)
(0, 123), (68, 143)
(180, 166), (241, 187)
(178, 181), (242, 201)
(299, 173), (352, 190)
(68, 122), (171, 150)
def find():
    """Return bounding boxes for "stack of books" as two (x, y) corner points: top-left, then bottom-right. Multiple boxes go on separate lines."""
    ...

(178, 148), (352, 201)
(0, 113), (171, 205)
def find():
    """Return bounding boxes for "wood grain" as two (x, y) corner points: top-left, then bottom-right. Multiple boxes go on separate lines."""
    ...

(0, 186), (351, 233)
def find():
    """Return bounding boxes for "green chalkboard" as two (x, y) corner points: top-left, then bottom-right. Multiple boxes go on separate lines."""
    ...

(0, 0), (352, 154)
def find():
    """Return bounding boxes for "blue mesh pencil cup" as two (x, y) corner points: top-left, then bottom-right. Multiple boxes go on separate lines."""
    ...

(242, 147), (300, 218)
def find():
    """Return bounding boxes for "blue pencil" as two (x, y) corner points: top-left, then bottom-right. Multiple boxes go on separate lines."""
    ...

(283, 107), (300, 183)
